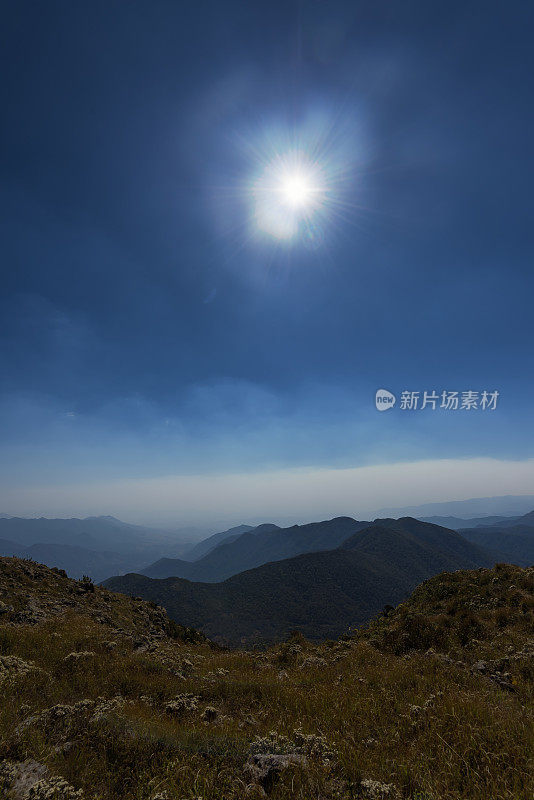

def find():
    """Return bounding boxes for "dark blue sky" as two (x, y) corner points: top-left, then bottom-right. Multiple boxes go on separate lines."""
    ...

(1, 1), (533, 518)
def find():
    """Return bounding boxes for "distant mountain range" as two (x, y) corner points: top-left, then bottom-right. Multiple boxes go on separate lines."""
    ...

(104, 517), (500, 644)
(0, 538), (145, 583)
(421, 511), (534, 532)
(139, 517), (371, 581)
(419, 514), (517, 529)
(460, 525), (534, 566)
(0, 516), (199, 582)
(380, 494), (534, 518)
(139, 511), (534, 583)
(434, 510), (534, 567)
(2, 504), (533, 599)
(0, 516), (293, 583)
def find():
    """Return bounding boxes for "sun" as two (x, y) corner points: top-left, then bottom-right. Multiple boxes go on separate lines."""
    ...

(279, 170), (320, 209)
(235, 108), (360, 247)
(252, 154), (326, 240)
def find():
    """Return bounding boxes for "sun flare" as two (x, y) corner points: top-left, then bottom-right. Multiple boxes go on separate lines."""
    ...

(252, 153), (326, 240)
(279, 170), (320, 208)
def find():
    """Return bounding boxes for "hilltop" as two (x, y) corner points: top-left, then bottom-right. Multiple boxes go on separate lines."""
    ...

(357, 562), (534, 663)
(0, 556), (204, 644)
(1, 555), (533, 799)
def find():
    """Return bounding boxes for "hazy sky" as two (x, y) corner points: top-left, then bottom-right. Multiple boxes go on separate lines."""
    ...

(1, 2), (533, 523)
(2, 458), (534, 527)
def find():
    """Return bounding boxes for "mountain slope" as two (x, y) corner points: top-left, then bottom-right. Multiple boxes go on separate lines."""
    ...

(106, 519), (499, 644)
(342, 517), (496, 572)
(140, 517), (369, 581)
(181, 524), (255, 561)
(0, 537), (24, 557)
(461, 523), (534, 566)
(0, 555), (206, 642)
(495, 509), (534, 527)
(1, 556), (533, 800)
(356, 561), (534, 662)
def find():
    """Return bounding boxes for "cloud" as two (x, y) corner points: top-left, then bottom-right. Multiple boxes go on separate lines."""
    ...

(2, 457), (534, 526)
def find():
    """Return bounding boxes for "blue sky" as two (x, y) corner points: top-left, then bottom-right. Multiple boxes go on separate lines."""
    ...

(1, 1), (533, 521)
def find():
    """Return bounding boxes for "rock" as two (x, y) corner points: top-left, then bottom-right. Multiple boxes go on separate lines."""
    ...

(360, 777), (400, 798)
(181, 658), (194, 675)
(202, 706), (218, 723)
(244, 753), (305, 792)
(63, 651), (96, 666)
(300, 656), (327, 668)
(0, 759), (50, 798)
(0, 759), (84, 799)
(165, 694), (199, 716)
(471, 660), (515, 691)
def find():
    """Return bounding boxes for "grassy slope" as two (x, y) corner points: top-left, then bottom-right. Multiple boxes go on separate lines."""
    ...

(1, 556), (533, 799)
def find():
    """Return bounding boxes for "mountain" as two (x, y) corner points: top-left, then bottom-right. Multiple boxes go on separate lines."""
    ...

(495, 509), (534, 528)
(0, 515), (199, 582)
(380, 494), (534, 518)
(181, 524), (255, 561)
(455, 509), (534, 566)
(106, 518), (498, 644)
(461, 524), (534, 567)
(139, 517), (368, 581)
(1, 555), (532, 800)
(0, 537), (25, 557)
(420, 514), (517, 529)
(341, 517), (499, 568)
(0, 535), (150, 583)
(0, 515), (192, 556)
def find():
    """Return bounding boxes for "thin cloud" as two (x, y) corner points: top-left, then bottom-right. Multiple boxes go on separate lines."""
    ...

(2, 457), (534, 526)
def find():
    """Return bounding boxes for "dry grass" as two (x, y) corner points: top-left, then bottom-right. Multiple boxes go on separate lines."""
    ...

(0, 558), (533, 799)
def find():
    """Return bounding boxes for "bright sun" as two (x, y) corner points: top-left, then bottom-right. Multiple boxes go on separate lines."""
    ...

(252, 154), (326, 240)
(243, 112), (358, 245)
(279, 171), (318, 208)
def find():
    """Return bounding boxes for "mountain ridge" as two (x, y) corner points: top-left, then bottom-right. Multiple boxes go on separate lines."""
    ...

(181, 523), (256, 561)
(380, 494), (534, 518)
(106, 518), (499, 644)
(139, 516), (371, 582)
(0, 515), (201, 581)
